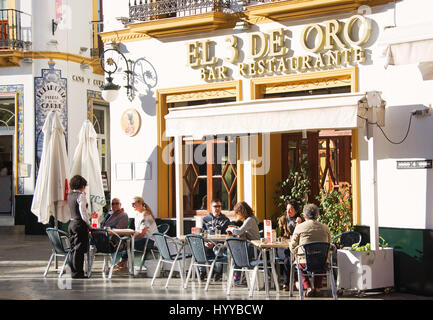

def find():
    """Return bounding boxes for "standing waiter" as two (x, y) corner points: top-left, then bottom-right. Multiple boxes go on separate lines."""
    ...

(68, 175), (90, 279)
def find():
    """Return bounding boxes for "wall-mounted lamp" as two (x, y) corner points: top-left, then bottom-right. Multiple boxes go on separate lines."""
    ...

(116, 16), (130, 26)
(99, 47), (135, 102)
(79, 47), (88, 54)
(302, 130), (307, 139)
(80, 62), (90, 70)
(47, 39), (58, 46)
(52, 19), (60, 35)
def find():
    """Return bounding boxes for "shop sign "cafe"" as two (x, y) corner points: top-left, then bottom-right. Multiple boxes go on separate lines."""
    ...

(187, 15), (372, 81)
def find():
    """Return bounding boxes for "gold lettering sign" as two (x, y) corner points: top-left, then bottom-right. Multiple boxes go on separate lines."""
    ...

(187, 14), (373, 81)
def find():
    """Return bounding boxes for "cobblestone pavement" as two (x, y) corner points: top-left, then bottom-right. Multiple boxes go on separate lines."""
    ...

(0, 232), (431, 301)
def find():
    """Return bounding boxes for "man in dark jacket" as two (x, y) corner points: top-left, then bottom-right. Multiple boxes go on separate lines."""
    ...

(200, 199), (230, 280)
(202, 199), (230, 234)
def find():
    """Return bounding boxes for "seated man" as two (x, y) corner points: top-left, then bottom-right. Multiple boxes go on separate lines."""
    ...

(200, 199), (230, 281)
(101, 198), (129, 229)
(289, 203), (331, 297)
(202, 199), (230, 235)
(100, 198), (129, 252)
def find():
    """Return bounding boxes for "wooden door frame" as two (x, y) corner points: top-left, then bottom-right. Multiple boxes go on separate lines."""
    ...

(156, 80), (242, 218)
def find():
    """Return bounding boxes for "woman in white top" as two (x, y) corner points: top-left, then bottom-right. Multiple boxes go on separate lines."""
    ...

(114, 196), (158, 271)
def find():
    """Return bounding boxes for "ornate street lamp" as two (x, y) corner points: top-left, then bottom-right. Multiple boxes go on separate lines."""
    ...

(99, 47), (135, 102)
(99, 44), (158, 102)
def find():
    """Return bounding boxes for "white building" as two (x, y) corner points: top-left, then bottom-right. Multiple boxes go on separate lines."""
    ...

(100, 0), (433, 295)
(0, 0), (107, 230)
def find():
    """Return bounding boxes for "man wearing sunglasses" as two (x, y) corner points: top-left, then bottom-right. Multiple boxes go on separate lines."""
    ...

(101, 198), (129, 229)
(200, 199), (230, 281)
(202, 199), (230, 235)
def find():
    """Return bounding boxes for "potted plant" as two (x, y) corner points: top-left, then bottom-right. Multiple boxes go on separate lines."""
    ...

(273, 162), (311, 234)
(317, 185), (353, 238)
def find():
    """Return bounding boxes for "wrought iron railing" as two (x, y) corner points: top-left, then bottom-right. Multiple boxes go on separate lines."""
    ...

(129, 0), (238, 22)
(0, 9), (32, 50)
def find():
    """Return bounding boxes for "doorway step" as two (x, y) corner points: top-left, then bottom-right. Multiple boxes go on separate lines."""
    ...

(0, 216), (24, 234)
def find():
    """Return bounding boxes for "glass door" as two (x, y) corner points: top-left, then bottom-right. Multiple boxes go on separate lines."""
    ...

(0, 99), (15, 215)
(92, 104), (110, 190)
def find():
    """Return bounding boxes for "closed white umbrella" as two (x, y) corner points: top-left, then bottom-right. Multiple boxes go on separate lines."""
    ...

(31, 110), (70, 225)
(70, 120), (105, 225)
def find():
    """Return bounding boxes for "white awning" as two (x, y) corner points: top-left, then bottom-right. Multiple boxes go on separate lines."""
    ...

(379, 23), (433, 80)
(165, 92), (381, 138)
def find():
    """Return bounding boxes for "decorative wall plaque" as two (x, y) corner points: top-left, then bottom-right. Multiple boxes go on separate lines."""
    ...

(121, 108), (141, 137)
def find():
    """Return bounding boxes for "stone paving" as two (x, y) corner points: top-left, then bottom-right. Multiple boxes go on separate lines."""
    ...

(0, 231), (431, 301)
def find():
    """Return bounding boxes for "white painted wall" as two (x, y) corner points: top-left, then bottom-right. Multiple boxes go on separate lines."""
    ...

(30, 0), (94, 57)
(103, 0), (433, 229)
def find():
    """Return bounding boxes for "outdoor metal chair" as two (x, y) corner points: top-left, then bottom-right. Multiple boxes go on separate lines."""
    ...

(225, 237), (264, 297)
(150, 232), (191, 288)
(290, 241), (337, 300)
(136, 223), (171, 274)
(331, 231), (362, 285)
(88, 228), (126, 279)
(184, 234), (227, 291)
(43, 228), (71, 278)
(333, 231), (362, 248)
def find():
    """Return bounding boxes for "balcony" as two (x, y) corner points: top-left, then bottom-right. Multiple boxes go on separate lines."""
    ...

(0, 9), (32, 50)
(129, 0), (236, 21)
(0, 9), (32, 67)
(246, 0), (398, 21)
(101, 0), (397, 40)
(126, 0), (237, 37)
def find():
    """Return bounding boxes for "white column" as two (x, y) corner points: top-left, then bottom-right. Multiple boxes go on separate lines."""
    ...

(367, 108), (380, 251)
(174, 135), (184, 238)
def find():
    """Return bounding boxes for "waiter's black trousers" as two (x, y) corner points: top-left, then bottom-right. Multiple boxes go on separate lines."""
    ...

(68, 220), (89, 277)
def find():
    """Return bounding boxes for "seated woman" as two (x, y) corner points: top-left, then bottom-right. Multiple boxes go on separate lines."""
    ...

(227, 201), (260, 283)
(277, 200), (303, 291)
(114, 197), (158, 271)
(228, 201), (260, 241)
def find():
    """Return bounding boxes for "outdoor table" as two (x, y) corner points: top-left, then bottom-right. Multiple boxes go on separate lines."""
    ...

(110, 228), (136, 275)
(179, 233), (229, 243)
(251, 240), (291, 296)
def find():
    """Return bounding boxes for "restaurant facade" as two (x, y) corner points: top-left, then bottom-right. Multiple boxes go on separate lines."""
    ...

(100, 0), (433, 295)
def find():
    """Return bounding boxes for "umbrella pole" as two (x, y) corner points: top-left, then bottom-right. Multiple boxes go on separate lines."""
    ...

(54, 206), (58, 269)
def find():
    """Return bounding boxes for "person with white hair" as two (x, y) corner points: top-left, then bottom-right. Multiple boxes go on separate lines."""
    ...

(289, 203), (331, 297)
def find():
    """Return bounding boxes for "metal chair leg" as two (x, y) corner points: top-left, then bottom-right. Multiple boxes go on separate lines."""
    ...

(151, 258), (163, 287)
(177, 260), (185, 286)
(289, 263), (294, 297)
(298, 268), (304, 300)
(205, 262), (215, 291)
(330, 270), (338, 300)
(249, 266), (259, 297)
(43, 252), (55, 277)
(58, 257), (68, 279)
(184, 258), (194, 289)
(165, 261), (176, 288)
(226, 264), (234, 296)
(139, 251), (146, 273)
